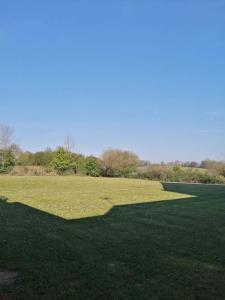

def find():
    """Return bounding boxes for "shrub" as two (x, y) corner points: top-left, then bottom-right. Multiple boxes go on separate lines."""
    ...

(10, 166), (57, 176)
(134, 165), (225, 184)
(0, 195), (8, 201)
(0, 149), (15, 173)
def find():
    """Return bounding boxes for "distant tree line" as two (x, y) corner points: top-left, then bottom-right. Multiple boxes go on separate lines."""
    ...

(0, 125), (225, 184)
(135, 164), (225, 184)
(9, 147), (138, 178)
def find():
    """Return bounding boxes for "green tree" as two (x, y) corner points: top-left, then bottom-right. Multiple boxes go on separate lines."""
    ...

(0, 149), (15, 173)
(17, 151), (33, 166)
(85, 156), (101, 177)
(72, 153), (86, 174)
(51, 147), (75, 174)
(32, 150), (54, 166)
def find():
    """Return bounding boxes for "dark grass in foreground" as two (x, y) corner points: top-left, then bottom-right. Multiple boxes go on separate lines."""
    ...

(0, 179), (225, 299)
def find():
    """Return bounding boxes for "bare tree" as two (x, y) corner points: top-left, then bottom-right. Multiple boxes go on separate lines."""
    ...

(0, 125), (13, 149)
(64, 135), (75, 152)
(0, 125), (15, 170)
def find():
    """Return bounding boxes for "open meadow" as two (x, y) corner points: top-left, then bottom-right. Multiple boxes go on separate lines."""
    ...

(1, 176), (225, 299)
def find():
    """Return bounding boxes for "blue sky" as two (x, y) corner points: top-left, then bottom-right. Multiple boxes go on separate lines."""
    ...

(0, 0), (225, 162)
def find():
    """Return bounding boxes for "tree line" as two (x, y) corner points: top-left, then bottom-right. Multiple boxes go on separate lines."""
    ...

(0, 125), (225, 184)
(0, 125), (139, 177)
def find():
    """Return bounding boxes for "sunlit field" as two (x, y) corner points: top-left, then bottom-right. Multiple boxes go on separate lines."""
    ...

(1, 176), (225, 299)
(0, 176), (190, 219)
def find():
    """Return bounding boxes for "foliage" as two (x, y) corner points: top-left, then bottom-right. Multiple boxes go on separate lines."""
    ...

(50, 147), (75, 174)
(101, 149), (139, 177)
(135, 165), (225, 184)
(0, 123), (224, 183)
(10, 166), (57, 176)
(71, 153), (86, 174)
(200, 159), (225, 176)
(17, 151), (33, 166)
(31, 150), (54, 166)
(182, 161), (199, 168)
(0, 149), (15, 173)
(17, 150), (54, 166)
(85, 156), (101, 177)
(0, 125), (16, 173)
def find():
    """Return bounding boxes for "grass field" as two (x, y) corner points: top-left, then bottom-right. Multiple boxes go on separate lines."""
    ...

(0, 177), (225, 299)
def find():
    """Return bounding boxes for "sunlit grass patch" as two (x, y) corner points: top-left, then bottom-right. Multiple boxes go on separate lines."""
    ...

(0, 176), (191, 219)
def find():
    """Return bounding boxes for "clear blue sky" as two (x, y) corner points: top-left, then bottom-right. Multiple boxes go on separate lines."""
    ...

(1, 1), (225, 162)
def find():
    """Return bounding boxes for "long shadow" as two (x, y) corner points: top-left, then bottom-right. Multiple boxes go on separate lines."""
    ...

(1, 183), (225, 299)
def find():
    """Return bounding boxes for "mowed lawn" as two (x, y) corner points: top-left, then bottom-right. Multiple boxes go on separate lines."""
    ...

(0, 177), (225, 299)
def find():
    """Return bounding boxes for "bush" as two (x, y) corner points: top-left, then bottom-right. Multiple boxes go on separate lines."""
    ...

(31, 151), (54, 166)
(134, 165), (225, 184)
(0, 149), (15, 173)
(10, 166), (57, 176)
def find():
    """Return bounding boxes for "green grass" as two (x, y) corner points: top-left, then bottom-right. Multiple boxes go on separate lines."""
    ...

(0, 176), (225, 299)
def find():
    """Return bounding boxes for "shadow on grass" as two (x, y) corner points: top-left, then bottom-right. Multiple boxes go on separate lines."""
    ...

(1, 183), (225, 299)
